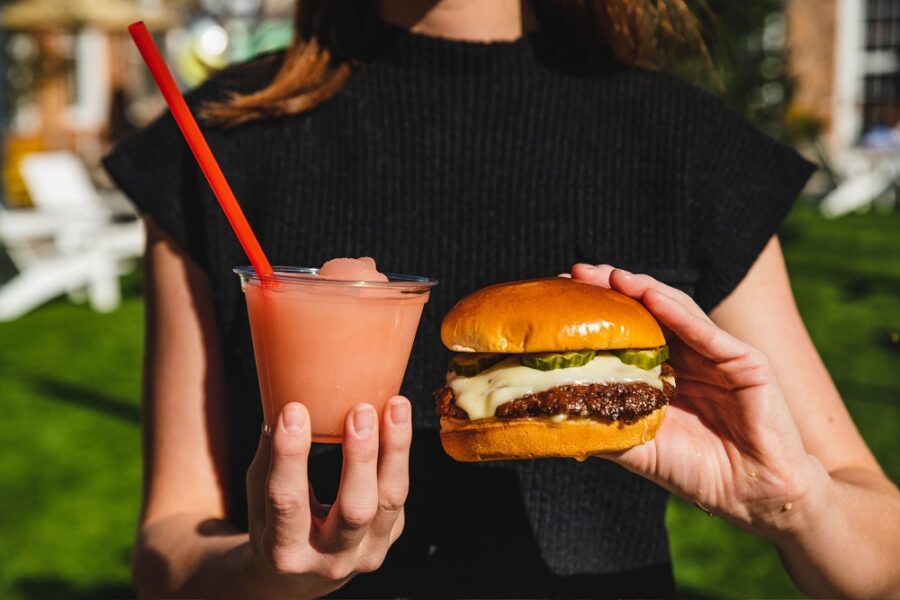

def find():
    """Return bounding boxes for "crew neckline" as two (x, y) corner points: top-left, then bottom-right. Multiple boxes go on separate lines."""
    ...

(366, 22), (619, 77)
(369, 23), (538, 75)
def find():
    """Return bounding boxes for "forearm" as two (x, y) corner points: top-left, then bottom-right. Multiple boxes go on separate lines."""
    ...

(771, 464), (900, 598)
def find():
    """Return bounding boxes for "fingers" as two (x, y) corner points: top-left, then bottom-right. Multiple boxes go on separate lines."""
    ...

(666, 338), (732, 388)
(388, 507), (406, 545)
(248, 402), (410, 582)
(571, 264), (763, 389)
(570, 264), (707, 322)
(672, 378), (733, 409)
(253, 401), (410, 578)
(320, 404), (380, 552)
(370, 397), (412, 539)
(571, 266), (771, 390)
(264, 403), (313, 549)
(570, 263), (614, 287)
(642, 289), (748, 363)
(608, 269), (708, 320)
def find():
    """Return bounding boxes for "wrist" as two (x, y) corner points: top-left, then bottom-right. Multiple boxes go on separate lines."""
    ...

(757, 454), (833, 547)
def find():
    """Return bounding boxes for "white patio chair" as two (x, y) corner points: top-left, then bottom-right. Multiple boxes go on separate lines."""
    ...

(0, 151), (145, 321)
(820, 143), (900, 218)
(820, 169), (895, 218)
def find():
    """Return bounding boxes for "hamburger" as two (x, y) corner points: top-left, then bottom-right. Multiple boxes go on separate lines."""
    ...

(434, 277), (675, 462)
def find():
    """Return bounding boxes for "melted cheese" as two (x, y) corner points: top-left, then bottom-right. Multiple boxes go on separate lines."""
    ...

(448, 355), (670, 420)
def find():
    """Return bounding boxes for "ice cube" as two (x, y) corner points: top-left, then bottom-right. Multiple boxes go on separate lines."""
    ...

(318, 257), (389, 282)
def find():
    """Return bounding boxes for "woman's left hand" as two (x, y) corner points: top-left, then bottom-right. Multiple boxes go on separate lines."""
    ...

(570, 264), (827, 538)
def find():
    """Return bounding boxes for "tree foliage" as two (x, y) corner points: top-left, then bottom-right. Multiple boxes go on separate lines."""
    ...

(678, 1), (790, 138)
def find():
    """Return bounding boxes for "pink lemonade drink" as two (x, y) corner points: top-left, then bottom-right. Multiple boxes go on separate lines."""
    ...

(235, 258), (436, 442)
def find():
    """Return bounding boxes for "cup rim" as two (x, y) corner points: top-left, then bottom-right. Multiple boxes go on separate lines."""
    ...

(233, 266), (438, 292)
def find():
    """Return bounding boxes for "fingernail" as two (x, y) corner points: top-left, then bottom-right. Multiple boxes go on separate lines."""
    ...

(283, 404), (305, 433)
(575, 263), (596, 271)
(353, 405), (376, 438)
(615, 268), (633, 277)
(390, 399), (410, 426)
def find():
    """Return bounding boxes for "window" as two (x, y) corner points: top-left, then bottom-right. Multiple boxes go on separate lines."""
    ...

(862, 0), (900, 130)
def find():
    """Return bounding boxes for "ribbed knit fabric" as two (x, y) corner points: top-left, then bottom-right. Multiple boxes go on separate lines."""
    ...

(104, 25), (814, 599)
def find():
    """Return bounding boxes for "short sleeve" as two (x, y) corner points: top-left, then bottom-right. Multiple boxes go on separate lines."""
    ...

(689, 99), (816, 312)
(102, 108), (209, 269)
(101, 57), (281, 271)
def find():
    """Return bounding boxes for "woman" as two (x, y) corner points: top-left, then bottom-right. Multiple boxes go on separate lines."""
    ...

(104, 0), (900, 597)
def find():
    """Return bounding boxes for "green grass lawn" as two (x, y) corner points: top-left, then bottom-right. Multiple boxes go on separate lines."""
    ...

(0, 277), (143, 600)
(0, 205), (897, 599)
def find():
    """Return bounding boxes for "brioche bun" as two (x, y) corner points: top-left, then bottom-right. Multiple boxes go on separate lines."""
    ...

(439, 407), (667, 462)
(440, 277), (665, 353)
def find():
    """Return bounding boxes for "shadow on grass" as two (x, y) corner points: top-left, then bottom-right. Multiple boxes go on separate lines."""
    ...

(28, 377), (140, 425)
(13, 577), (134, 600)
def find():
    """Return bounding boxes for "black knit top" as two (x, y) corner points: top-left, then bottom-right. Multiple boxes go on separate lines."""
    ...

(104, 26), (814, 599)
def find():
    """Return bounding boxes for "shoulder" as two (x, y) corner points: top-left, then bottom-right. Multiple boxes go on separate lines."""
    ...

(107, 50), (287, 165)
(603, 66), (746, 128)
(606, 68), (810, 172)
(558, 61), (755, 152)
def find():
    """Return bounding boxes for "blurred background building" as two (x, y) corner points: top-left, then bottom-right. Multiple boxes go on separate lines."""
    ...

(0, 0), (293, 207)
(0, 0), (293, 320)
(786, 0), (900, 216)
(788, 0), (900, 156)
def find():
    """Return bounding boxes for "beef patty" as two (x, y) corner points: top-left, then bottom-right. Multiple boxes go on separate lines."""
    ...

(435, 363), (675, 424)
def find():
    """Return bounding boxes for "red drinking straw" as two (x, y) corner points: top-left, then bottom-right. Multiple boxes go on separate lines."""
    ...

(127, 21), (274, 279)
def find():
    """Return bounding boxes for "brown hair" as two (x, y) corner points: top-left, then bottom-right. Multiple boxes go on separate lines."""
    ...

(202, 0), (708, 127)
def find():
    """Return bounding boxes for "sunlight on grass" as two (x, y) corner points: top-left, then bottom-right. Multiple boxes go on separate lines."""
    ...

(0, 288), (143, 600)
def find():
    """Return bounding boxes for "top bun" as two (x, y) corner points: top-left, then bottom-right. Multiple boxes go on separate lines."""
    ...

(441, 277), (665, 353)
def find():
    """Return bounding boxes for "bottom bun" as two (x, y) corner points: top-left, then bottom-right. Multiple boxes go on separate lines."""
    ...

(439, 406), (667, 462)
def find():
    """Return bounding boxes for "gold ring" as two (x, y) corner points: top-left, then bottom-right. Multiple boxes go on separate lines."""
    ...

(694, 501), (714, 517)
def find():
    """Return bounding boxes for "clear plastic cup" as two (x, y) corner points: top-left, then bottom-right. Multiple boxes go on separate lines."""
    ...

(235, 266), (437, 442)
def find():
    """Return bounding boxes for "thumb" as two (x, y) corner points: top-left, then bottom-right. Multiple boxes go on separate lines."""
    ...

(264, 403), (313, 549)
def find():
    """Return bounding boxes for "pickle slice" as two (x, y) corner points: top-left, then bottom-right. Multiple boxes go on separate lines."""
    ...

(520, 350), (597, 371)
(449, 353), (504, 377)
(613, 346), (669, 370)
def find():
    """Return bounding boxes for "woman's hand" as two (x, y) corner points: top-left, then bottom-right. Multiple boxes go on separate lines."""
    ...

(570, 264), (828, 539)
(240, 398), (412, 597)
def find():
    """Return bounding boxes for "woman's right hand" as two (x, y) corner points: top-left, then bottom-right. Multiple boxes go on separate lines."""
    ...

(240, 397), (412, 598)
